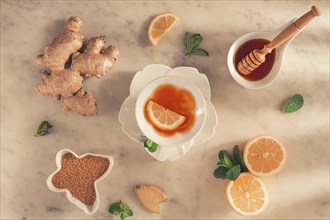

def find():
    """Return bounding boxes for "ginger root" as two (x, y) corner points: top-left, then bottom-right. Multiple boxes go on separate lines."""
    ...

(36, 16), (84, 71)
(72, 36), (119, 78)
(36, 69), (83, 100)
(36, 16), (119, 116)
(62, 90), (97, 116)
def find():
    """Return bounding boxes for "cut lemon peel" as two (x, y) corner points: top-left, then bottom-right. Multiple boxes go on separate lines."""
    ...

(148, 12), (180, 46)
(145, 100), (185, 131)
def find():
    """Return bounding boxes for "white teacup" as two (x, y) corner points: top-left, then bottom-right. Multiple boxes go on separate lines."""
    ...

(135, 75), (207, 146)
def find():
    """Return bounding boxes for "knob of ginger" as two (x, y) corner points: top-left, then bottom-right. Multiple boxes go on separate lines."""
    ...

(62, 90), (97, 116)
(35, 17), (119, 117)
(36, 16), (84, 72)
(71, 36), (119, 78)
(36, 69), (83, 100)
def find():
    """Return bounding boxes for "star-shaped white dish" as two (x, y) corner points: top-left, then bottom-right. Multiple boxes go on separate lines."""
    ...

(46, 149), (114, 215)
(119, 64), (218, 161)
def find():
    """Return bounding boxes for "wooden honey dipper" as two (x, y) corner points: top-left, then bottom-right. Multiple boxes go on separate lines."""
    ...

(237, 6), (321, 75)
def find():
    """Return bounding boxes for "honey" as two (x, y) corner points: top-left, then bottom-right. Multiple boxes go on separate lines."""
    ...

(144, 84), (196, 136)
(234, 38), (276, 81)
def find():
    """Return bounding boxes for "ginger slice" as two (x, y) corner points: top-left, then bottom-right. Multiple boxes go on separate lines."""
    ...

(134, 185), (161, 214)
(134, 184), (167, 213)
(145, 184), (167, 202)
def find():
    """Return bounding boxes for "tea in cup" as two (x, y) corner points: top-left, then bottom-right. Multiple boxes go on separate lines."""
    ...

(135, 75), (207, 146)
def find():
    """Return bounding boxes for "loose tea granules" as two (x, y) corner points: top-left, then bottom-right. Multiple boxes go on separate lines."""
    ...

(51, 152), (110, 206)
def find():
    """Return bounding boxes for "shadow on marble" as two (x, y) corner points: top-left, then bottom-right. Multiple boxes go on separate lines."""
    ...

(268, 192), (329, 219)
(137, 15), (154, 48)
(96, 71), (135, 116)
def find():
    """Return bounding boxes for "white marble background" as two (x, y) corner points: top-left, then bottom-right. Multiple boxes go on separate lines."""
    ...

(1, 0), (329, 219)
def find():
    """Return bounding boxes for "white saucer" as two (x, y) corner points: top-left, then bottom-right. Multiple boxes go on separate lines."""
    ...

(118, 64), (218, 161)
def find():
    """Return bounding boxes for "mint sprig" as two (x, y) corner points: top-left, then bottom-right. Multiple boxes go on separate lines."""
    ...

(184, 32), (209, 56)
(214, 145), (248, 181)
(283, 94), (304, 113)
(109, 201), (133, 220)
(233, 145), (248, 172)
(35, 120), (53, 137)
(144, 139), (158, 153)
(141, 135), (158, 153)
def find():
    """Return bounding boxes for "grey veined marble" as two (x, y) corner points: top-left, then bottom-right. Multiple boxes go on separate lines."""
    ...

(1, 0), (329, 219)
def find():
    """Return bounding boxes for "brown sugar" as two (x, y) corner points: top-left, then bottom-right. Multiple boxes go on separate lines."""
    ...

(51, 152), (110, 206)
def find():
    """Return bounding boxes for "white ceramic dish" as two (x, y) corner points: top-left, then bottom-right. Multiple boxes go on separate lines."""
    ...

(119, 64), (218, 161)
(135, 75), (207, 146)
(227, 18), (303, 89)
(46, 149), (114, 215)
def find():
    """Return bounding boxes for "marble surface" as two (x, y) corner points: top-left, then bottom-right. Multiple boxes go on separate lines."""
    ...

(1, 0), (329, 219)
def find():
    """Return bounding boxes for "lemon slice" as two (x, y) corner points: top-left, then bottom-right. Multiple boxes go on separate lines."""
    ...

(226, 173), (268, 216)
(145, 100), (185, 131)
(243, 135), (287, 177)
(148, 12), (179, 46)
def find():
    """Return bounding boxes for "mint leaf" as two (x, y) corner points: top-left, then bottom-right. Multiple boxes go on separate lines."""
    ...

(184, 32), (190, 50)
(109, 201), (133, 220)
(119, 203), (126, 211)
(190, 48), (209, 56)
(219, 150), (235, 163)
(121, 202), (133, 217)
(233, 145), (248, 172)
(144, 139), (158, 153)
(218, 150), (228, 160)
(219, 154), (237, 169)
(147, 144), (158, 152)
(214, 166), (228, 179)
(124, 208), (133, 216)
(226, 165), (241, 181)
(109, 201), (121, 215)
(121, 209), (133, 220)
(283, 94), (304, 113)
(184, 32), (209, 56)
(215, 146), (247, 181)
(121, 213), (128, 220)
(184, 32), (203, 54)
(35, 120), (53, 137)
(184, 32), (192, 51)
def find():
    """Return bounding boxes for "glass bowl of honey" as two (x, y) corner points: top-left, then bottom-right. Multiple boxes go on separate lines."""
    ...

(135, 75), (207, 146)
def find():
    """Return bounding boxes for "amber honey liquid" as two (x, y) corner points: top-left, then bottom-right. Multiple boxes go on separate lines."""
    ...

(234, 38), (276, 81)
(145, 84), (196, 136)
